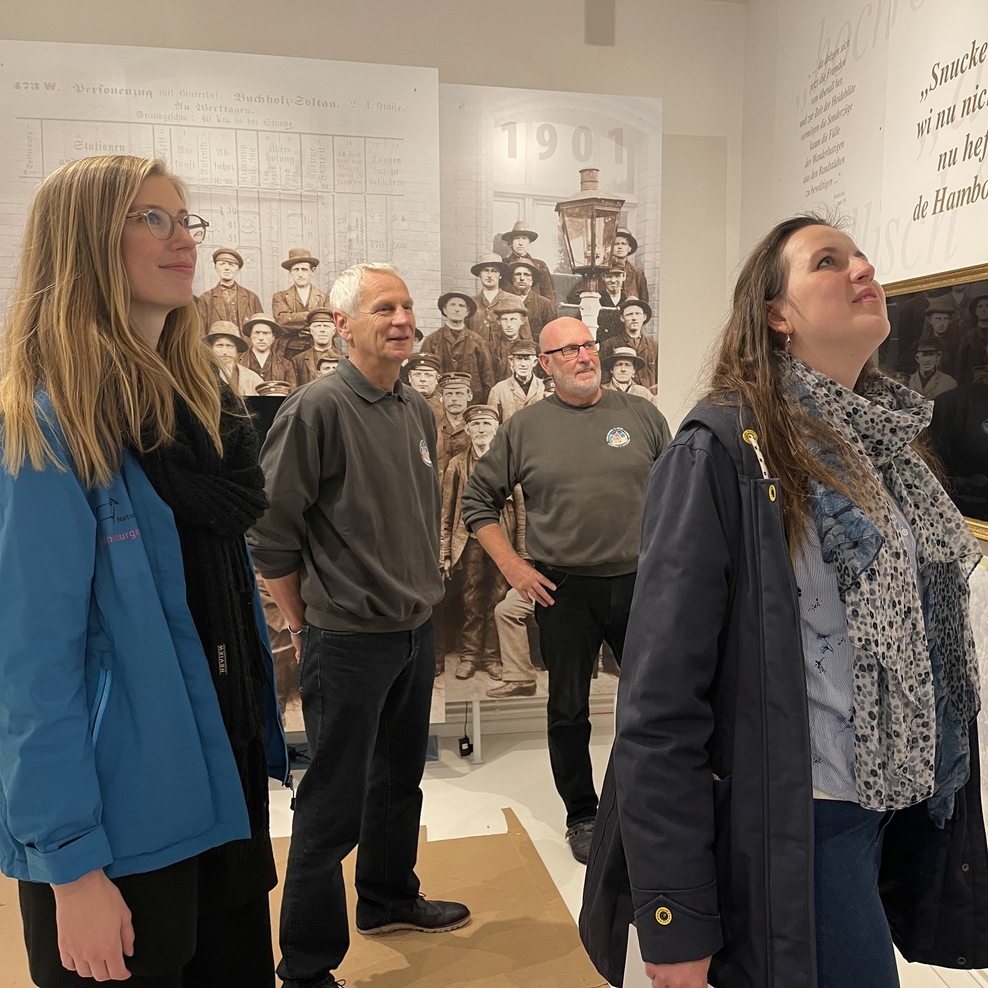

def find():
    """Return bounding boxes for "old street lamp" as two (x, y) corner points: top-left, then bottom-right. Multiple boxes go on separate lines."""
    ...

(555, 168), (625, 336)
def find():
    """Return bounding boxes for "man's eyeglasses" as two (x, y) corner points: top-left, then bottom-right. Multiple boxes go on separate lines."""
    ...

(126, 207), (209, 244)
(541, 340), (600, 360)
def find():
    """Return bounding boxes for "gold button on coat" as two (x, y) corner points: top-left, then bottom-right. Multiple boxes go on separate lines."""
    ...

(655, 906), (673, 925)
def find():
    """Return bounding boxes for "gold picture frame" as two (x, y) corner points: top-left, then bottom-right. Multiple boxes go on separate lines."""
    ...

(884, 262), (988, 300)
(969, 517), (988, 547)
(881, 264), (988, 547)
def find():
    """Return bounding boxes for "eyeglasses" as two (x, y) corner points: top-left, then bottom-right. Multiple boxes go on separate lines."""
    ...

(125, 207), (209, 243)
(540, 340), (600, 360)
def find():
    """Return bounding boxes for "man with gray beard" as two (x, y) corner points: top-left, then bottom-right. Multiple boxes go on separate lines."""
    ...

(461, 317), (670, 863)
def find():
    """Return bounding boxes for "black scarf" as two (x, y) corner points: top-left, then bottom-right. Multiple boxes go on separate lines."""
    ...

(134, 386), (271, 836)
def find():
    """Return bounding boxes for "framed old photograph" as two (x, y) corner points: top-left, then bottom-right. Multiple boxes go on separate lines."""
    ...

(880, 263), (988, 531)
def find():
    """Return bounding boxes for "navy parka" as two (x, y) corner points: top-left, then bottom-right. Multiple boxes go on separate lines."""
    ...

(579, 399), (988, 987)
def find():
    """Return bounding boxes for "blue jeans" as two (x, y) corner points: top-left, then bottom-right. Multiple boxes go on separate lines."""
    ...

(814, 799), (899, 988)
(276, 621), (436, 987)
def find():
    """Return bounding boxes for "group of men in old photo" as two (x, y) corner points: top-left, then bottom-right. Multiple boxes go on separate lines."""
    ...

(197, 246), (347, 398)
(244, 235), (668, 986)
(883, 283), (988, 521)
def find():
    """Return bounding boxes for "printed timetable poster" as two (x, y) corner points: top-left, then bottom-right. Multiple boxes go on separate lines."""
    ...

(0, 40), (443, 729)
(0, 40), (440, 310)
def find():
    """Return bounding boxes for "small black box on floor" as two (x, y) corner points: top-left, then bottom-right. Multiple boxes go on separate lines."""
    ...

(458, 735), (473, 758)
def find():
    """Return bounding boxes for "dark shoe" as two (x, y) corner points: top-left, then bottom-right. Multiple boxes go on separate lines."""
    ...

(486, 680), (536, 698)
(566, 820), (594, 864)
(281, 976), (345, 988)
(484, 660), (503, 680)
(357, 896), (471, 935)
(454, 660), (475, 680)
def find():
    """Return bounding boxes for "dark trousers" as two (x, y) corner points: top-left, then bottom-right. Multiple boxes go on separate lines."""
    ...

(814, 799), (899, 988)
(19, 859), (274, 988)
(534, 565), (635, 828)
(277, 621), (436, 986)
(454, 537), (503, 669)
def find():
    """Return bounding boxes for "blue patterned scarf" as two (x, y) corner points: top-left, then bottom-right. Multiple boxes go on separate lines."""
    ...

(778, 353), (982, 819)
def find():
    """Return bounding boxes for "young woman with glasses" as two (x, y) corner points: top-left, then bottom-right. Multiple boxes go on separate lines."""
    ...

(581, 216), (988, 988)
(0, 155), (288, 987)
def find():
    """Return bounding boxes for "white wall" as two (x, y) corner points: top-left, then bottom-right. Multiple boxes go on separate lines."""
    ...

(2, 0), (747, 427)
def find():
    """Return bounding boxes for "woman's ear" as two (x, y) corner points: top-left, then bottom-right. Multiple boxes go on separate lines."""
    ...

(766, 304), (789, 335)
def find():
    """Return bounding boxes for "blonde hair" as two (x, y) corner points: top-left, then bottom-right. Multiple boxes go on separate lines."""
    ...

(0, 155), (222, 488)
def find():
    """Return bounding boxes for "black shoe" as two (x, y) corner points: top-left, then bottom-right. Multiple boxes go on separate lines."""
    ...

(566, 820), (594, 864)
(281, 977), (345, 988)
(486, 680), (536, 698)
(357, 895), (471, 935)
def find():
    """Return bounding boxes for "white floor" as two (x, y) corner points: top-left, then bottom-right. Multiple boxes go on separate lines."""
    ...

(269, 730), (988, 988)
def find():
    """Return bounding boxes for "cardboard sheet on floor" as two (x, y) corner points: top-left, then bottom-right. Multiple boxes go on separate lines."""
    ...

(0, 872), (31, 988)
(271, 808), (607, 988)
(0, 809), (606, 988)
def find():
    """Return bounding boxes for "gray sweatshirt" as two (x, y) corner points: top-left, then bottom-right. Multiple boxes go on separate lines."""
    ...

(461, 390), (671, 576)
(248, 358), (444, 633)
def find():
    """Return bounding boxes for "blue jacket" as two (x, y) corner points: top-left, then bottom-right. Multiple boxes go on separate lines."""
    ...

(0, 401), (289, 885)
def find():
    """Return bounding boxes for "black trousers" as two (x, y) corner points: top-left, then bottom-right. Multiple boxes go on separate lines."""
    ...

(18, 858), (274, 988)
(534, 564), (635, 828)
(277, 620), (435, 987)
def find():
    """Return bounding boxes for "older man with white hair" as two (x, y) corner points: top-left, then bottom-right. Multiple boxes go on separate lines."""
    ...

(461, 317), (670, 863)
(249, 263), (469, 988)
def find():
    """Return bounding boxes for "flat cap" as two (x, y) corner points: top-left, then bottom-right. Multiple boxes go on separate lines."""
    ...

(464, 404), (500, 424)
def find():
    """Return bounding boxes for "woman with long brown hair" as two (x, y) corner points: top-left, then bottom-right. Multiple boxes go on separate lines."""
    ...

(581, 216), (988, 988)
(0, 155), (287, 986)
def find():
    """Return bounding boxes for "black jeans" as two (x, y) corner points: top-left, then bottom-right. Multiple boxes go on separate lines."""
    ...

(277, 620), (436, 987)
(534, 564), (635, 828)
(19, 859), (274, 988)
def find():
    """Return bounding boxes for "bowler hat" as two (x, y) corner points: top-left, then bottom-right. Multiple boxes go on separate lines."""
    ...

(438, 372), (473, 391)
(492, 297), (528, 317)
(464, 404), (500, 424)
(509, 339), (538, 356)
(281, 247), (320, 270)
(614, 228), (639, 254)
(602, 345), (646, 371)
(206, 322), (249, 353)
(968, 294), (988, 316)
(501, 221), (538, 244)
(243, 313), (283, 337)
(212, 248), (245, 267)
(438, 292), (478, 318)
(306, 308), (335, 325)
(470, 253), (510, 277)
(619, 297), (652, 322)
(506, 260), (541, 285)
